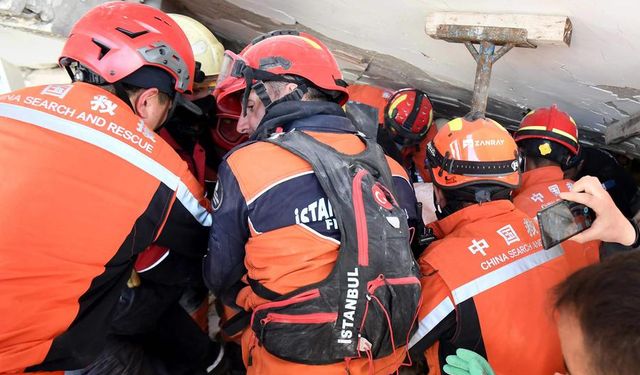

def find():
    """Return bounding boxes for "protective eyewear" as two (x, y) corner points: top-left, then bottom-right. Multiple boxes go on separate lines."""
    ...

(215, 50), (248, 92)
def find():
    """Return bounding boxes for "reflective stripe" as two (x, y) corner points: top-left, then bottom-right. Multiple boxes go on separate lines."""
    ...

(518, 125), (547, 131)
(246, 170), (314, 205)
(451, 245), (565, 304)
(552, 127), (578, 143)
(518, 125), (578, 144)
(408, 297), (455, 348)
(136, 249), (171, 273)
(248, 217), (262, 235)
(0, 102), (211, 226)
(176, 181), (212, 226)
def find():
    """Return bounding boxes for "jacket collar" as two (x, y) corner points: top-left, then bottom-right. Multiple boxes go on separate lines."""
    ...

(432, 200), (516, 236)
(516, 166), (565, 195)
(251, 101), (356, 140)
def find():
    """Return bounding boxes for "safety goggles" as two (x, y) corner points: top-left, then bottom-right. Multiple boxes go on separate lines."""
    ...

(215, 50), (248, 93)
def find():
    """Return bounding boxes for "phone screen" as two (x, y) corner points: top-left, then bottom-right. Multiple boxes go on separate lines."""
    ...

(536, 200), (595, 250)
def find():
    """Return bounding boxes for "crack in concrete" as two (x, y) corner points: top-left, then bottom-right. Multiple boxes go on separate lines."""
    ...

(595, 85), (640, 102)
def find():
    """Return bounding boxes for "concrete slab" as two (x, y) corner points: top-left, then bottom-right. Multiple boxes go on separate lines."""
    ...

(0, 57), (24, 93)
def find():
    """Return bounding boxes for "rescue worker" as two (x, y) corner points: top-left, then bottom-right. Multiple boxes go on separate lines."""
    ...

(348, 85), (438, 226)
(0, 2), (210, 373)
(409, 115), (573, 375)
(382, 88), (435, 183)
(513, 105), (600, 268)
(76, 14), (227, 375)
(205, 30), (419, 374)
(208, 69), (248, 182)
(346, 85), (436, 181)
(346, 84), (392, 126)
(344, 84), (396, 153)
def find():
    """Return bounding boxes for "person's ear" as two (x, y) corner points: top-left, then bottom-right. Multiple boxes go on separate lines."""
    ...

(285, 82), (298, 94)
(133, 87), (164, 121)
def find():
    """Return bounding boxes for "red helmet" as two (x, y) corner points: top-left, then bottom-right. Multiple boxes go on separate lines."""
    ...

(427, 116), (520, 190)
(384, 88), (434, 145)
(214, 76), (244, 115)
(212, 87), (246, 151)
(59, 2), (196, 94)
(514, 105), (579, 166)
(210, 111), (246, 151)
(215, 30), (349, 110)
(210, 73), (246, 151)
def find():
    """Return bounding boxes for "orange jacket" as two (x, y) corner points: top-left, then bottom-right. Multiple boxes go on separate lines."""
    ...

(346, 84), (392, 125)
(513, 166), (600, 271)
(410, 200), (570, 375)
(0, 83), (210, 373)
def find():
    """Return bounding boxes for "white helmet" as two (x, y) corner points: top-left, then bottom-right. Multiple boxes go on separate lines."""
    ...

(169, 13), (224, 87)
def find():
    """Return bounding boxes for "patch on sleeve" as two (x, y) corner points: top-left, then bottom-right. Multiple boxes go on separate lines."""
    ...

(212, 180), (224, 211)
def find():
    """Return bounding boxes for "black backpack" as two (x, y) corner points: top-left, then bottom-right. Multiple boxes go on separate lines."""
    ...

(247, 130), (421, 365)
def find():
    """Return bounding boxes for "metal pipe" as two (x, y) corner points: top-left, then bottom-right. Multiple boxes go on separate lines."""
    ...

(470, 41), (495, 115)
(464, 42), (480, 62)
(492, 43), (514, 63)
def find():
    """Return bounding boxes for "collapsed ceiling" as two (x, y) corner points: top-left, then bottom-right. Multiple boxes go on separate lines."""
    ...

(167, 0), (640, 157)
(2, 0), (640, 156)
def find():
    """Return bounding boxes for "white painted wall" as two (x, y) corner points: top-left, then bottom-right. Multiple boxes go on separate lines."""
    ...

(227, 0), (640, 133)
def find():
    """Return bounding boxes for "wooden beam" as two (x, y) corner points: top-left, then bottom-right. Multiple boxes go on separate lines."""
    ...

(425, 12), (572, 47)
(605, 111), (640, 144)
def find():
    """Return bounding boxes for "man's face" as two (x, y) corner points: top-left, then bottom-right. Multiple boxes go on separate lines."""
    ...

(555, 308), (594, 375)
(236, 89), (266, 136)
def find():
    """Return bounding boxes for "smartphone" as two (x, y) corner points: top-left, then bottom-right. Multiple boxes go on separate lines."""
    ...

(537, 200), (596, 250)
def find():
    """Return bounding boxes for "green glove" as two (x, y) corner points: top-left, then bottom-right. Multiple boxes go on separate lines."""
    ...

(443, 348), (496, 375)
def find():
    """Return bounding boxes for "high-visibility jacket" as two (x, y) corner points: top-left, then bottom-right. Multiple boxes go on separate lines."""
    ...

(0, 83), (210, 373)
(204, 101), (418, 374)
(409, 200), (571, 375)
(133, 127), (208, 279)
(513, 166), (600, 270)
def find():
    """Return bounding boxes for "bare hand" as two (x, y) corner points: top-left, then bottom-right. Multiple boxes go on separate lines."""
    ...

(559, 176), (636, 246)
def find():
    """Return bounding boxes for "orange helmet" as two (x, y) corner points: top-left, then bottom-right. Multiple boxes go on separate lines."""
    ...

(514, 105), (579, 167)
(426, 116), (520, 190)
(384, 88), (434, 145)
(59, 2), (196, 94)
(215, 30), (348, 116)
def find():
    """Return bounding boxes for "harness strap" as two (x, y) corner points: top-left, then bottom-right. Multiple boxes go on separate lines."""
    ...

(247, 276), (283, 300)
(221, 309), (252, 337)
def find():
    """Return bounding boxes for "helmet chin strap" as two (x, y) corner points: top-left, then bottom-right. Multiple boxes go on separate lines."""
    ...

(239, 66), (308, 117)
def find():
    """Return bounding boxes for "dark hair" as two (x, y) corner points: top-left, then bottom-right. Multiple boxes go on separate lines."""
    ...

(101, 83), (171, 105)
(554, 252), (640, 375)
(518, 138), (570, 168)
(525, 155), (559, 169)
